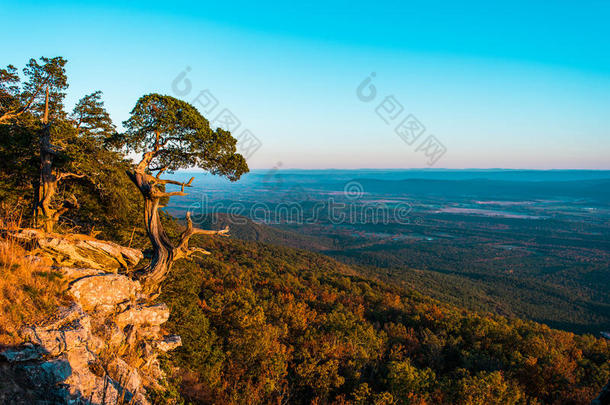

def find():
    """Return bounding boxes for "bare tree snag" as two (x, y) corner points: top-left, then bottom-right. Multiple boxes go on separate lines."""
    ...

(174, 212), (229, 261)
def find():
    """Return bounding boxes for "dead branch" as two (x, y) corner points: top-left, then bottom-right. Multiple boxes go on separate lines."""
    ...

(173, 212), (229, 261)
(56, 172), (87, 182)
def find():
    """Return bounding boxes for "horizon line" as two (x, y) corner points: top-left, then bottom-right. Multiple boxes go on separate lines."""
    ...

(176, 167), (610, 172)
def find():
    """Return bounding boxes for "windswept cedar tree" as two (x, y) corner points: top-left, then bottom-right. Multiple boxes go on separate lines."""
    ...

(119, 94), (249, 291)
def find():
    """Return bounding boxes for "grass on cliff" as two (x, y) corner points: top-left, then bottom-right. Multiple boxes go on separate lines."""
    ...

(0, 213), (70, 346)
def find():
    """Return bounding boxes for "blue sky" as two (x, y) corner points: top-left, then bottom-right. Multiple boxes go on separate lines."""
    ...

(2, 0), (609, 169)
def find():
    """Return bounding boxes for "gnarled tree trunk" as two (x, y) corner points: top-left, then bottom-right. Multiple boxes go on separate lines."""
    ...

(38, 120), (56, 232)
(35, 88), (82, 232)
(37, 86), (60, 233)
(144, 197), (175, 285)
(131, 170), (175, 287)
(127, 166), (227, 293)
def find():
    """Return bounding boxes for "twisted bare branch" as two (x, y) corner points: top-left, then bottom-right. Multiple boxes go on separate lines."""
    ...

(173, 212), (229, 260)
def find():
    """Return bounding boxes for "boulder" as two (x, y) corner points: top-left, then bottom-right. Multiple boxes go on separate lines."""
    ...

(0, 343), (46, 362)
(0, 229), (179, 404)
(102, 322), (127, 348)
(69, 273), (141, 312)
(115, 303), (170, 328)
(59, 266), (105, 282)
(18, 356), (72, 388)
(88, 376), (122, 405)
(19, 304), (91, 357)
(62, 345), (103, 400)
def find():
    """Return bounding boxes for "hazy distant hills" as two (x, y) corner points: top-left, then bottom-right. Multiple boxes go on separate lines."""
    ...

(337, 178), (610, 202)
(171, 168), (610, 185)
(170, 169), (610, 203)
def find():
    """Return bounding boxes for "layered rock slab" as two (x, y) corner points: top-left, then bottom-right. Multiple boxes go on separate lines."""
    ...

(10, 229), (143, 270)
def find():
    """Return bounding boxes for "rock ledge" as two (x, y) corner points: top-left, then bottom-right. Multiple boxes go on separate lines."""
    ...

(0, 232), (179, 404)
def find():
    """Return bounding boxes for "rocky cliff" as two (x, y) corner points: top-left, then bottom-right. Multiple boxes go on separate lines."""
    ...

(0, 230), (180, 404)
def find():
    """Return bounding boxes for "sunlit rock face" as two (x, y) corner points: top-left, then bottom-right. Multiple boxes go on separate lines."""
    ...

(0, 232), (180, 404)
(69, 273), (142, 312)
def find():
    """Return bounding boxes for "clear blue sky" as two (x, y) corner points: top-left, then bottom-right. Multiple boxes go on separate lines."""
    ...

(2, 0), (609, 169)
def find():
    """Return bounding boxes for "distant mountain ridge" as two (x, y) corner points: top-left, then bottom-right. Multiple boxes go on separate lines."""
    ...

(341, 178), (610, 201)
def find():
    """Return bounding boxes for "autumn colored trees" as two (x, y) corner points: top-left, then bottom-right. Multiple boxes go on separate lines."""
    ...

(161, 235), (610, 404)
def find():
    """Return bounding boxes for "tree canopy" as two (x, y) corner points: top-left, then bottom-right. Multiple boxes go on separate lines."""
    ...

(121, 93), (248, 180)
(0, 56), (140, 239)
(0, 56), (68, 124)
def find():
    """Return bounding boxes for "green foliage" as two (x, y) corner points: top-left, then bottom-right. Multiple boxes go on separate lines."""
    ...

(21, 56), (68, 119)
(0, 56), (69, 208)
(60, 92), (142, 240)
(0, 121), (38, 204)
(0, 64), (21, 114)
(72, 90), (115, 140)
(0, 56), (68, 122)
(386, 360), (436, 399)
(452, 370), (527, 405)
(0, 56), (142, 239)
(120, 94), (248, 181)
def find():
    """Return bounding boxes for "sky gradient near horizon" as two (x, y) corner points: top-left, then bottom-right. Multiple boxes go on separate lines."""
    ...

(2, 0), (610, 169)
